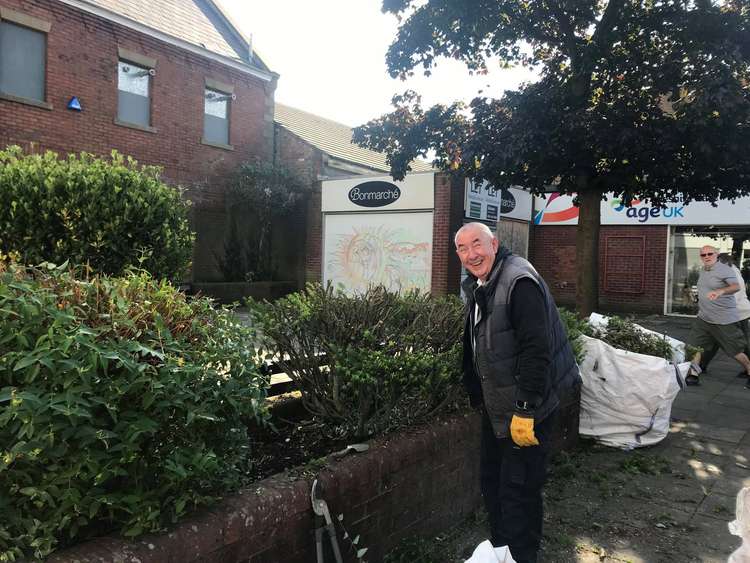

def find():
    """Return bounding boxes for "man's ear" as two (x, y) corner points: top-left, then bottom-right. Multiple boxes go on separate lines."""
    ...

(492, 237), (499, 252)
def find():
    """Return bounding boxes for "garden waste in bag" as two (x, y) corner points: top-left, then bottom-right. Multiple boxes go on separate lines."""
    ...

(464, 540), (517, 563)
(588, 312), (688, 363)
(578, 333), (688, 449)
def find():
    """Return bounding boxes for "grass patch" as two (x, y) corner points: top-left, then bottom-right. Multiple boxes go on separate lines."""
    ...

(620, 452), (671, 476)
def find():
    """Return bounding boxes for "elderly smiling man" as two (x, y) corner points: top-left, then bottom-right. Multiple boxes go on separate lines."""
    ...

(455, 222), (580, 563)
(686, 245), (750, 385)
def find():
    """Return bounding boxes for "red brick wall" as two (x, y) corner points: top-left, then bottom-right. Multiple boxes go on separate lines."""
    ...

(530, 225), (578, 307)
(304, 184), (323, 284)
(273, 125), (325, 284)
(0, 0), (275, 279)
(599, 225), (668, 313)
(530, 224), (669, 313)
(50, 413), (484, 563)
(431, 173), (463, 296)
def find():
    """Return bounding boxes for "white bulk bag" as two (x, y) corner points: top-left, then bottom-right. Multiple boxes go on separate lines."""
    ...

(729, 487), (750, 563)
(578, 334), (687, 449)
(464, 540), (517, 563)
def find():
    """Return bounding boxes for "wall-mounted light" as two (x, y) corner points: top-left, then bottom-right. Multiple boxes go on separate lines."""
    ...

(67, 96), (82, 111)
(206, 92), (236, 102)
(122, 65), (155, 78)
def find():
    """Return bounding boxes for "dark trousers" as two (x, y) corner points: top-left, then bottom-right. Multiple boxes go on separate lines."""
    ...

(480, 410), (554, 563)
(700, 318), (750, 371)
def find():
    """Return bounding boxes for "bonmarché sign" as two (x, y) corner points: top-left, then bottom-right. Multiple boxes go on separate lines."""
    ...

(348, 181), (401, 208)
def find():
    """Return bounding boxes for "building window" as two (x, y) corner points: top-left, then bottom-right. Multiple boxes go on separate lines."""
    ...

(117, 60), (152, 127)
(0, 20), (47, 103)
(203, 87), (232, 146)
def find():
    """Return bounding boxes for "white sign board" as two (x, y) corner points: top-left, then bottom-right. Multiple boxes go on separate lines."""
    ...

(465, 180), (532, 222)
(322, 172), (434, 213)
(323, 212), (433, 294)
(534, 193), (750, 226)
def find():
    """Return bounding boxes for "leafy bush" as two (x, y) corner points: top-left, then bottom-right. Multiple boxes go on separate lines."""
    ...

(584, 315), (676, 360)
(250, 284), (464, 439)
(0, 146), (194, 280)
(557, 308), (588, 364)
(0, 260), (267, 560)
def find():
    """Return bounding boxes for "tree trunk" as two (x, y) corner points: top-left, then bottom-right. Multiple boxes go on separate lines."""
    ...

(575, 189), (602, 318)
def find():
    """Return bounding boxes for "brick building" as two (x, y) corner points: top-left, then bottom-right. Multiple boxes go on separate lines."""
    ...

(0, 0), (277, 281)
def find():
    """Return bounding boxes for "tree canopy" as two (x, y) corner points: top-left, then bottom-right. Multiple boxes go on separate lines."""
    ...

(354, 0), (750, 314)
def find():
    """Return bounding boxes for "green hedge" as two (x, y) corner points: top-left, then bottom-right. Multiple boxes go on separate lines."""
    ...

(250, 284), (464, 440)
(0, 260), (267, 560)
(0, 146), (193, 280)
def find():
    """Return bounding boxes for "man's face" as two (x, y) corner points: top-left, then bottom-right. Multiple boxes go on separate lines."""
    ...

(455, 227), (499, 282)
(700, 246), (718, 268)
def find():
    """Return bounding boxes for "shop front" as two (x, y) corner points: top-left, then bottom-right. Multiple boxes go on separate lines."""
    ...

(465, 179), (533, 257)
(461, 181), (533, 294)
(532, 193), (750, 315)
(320, 172), (436, 294)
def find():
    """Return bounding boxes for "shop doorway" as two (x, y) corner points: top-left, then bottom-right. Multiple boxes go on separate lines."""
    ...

(666, 226), (750, 315)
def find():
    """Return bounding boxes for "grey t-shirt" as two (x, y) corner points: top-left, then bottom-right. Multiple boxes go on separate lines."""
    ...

(697, 261), (740, 324)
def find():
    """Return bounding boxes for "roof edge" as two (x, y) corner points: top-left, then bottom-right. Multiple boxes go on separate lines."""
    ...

(274, 120), (432, 175)
(58, 0), (278, 81)
(205, 0), (271, 71)
(276, 101), (354, 128)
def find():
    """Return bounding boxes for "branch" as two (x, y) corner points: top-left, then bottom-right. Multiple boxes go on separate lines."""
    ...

(589, 0), (626, 65)
(547, 1), (582, 67)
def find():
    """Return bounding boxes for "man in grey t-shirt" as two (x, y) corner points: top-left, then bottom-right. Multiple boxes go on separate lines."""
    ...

(687, 245), (750, 385)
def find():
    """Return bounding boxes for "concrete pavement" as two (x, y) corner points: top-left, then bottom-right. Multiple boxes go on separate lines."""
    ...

(598, 314), (750, 562)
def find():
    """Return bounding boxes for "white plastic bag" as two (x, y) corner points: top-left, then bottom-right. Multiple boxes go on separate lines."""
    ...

(588, 312), (687, 363)
(578, 334), (687, 449)
(464, 540), (517, 563)
(729, 487), (750, 562)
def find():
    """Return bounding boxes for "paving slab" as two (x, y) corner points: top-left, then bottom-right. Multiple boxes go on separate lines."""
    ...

(695, 491), (736, 521)
(693, 407), (750, 430)
(711, 392), (750, 410)
(670, 421), (746, 445)
(656, 433), (736, 457)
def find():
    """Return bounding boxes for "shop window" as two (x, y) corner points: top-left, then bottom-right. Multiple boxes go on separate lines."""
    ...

(203, 86), (233, 147)
(0, 13), (48, 104)
(666, 226), (750, 315)
(117, 60), (152, 128)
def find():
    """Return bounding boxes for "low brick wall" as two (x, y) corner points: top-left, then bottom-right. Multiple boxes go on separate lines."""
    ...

(50, 412), (483, 563)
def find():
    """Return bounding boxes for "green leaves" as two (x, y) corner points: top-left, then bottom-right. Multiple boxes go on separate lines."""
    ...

(585, 315), (674, 360)
(250, 284), (464, 440)
(359, 0), (750, 204)
(0, 147), (194, 281)
(0, 263), (268, 559)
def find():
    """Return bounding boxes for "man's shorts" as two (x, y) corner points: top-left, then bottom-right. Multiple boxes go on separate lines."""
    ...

(690, 317), (747, 356)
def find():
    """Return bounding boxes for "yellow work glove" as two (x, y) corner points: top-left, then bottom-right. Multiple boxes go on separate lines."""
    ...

(510, 413), (540, 447)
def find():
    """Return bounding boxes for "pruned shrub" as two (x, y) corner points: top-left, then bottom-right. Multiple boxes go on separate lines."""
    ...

(249, 284), (464, 439)
(0, 259), (267, 560)
(584, 315), (677, 360)
(0, 146), (193, 280)
(557, 308), (588, 364)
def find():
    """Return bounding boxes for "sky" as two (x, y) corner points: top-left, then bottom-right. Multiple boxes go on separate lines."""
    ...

(221, 0), (536, 127)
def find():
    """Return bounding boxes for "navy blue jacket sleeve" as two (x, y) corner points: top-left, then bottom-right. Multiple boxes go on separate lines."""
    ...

(509, 277), (551, 406)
